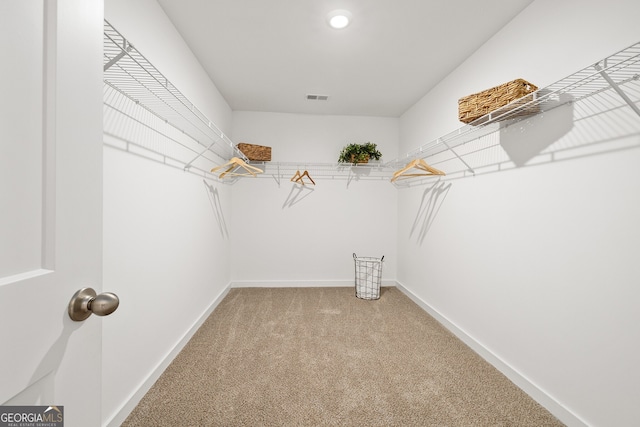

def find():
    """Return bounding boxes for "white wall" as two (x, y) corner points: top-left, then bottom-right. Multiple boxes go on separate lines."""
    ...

(102, 1), (234, 425)
(230, 112), (398, 286)
(397, 0), (640, 426)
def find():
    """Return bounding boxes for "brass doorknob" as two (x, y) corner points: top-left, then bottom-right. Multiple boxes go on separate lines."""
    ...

(68, 287), (120, 321)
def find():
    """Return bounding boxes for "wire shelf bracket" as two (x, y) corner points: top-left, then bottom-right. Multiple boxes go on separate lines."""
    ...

(595, 60), (640, 118)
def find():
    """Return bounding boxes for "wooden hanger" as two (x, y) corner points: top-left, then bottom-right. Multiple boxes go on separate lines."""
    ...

(391, 158), (445, 182)
(211, 157), (263, 178)
(291, 170), (315, 185)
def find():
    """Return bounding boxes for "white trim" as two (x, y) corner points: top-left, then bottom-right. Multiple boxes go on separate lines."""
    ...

(394, 281), (588, 427)
(230, 279), (397, 288)
(0, 269), (53, 287)
(104, 283), (232, 427)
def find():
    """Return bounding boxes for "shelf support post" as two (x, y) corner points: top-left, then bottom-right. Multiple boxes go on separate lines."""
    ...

(184, 141), (217, 171)
(594, 61), (640, 118)
(104, 40), (131, 72)
(439, 138), (475, 174)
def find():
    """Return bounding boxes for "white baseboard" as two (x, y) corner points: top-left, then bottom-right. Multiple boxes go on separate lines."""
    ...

(104, 283), (232, 427)
(230, 279), (397, 288)
(394, 281), (587, 427)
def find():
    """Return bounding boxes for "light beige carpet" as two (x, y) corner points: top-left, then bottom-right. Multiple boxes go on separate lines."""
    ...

(122, 287), (564, 426)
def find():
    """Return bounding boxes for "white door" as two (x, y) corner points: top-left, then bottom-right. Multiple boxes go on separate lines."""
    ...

(0, 1), (104, 426)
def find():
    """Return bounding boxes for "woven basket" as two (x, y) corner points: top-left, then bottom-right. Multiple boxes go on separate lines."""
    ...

(237, 143), (271, 161)
(349, 154), (370, 164)
(458, 79), (538, 124)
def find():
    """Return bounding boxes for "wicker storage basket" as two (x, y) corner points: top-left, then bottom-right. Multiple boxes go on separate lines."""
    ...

(458, 79), (538, 124)
(237, 143), (272, 161)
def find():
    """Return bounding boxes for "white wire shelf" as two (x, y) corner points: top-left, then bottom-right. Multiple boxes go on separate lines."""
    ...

(387, 40), (640, 185)
(103, 20), (245, 165)
(103, 19), (639, 185)
(241, 161), (395, 182)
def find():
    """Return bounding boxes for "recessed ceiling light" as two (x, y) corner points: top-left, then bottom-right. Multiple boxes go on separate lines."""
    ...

(327, 10), (352, 29)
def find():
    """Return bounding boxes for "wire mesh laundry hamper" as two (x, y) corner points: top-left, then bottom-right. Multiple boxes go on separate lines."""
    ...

(353, 253), (384, 300)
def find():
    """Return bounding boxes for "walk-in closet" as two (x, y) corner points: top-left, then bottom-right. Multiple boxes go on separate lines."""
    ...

(2, 1), (639, 426)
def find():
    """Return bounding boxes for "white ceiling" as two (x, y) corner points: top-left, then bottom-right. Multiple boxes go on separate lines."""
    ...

(157, 0), (534, 117)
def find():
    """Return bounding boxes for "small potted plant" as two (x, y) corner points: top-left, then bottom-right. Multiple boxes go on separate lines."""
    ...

(338, 142), (382, 164)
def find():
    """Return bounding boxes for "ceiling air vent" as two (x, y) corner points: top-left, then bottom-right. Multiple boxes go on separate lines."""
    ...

(306, 94), (329, 101)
